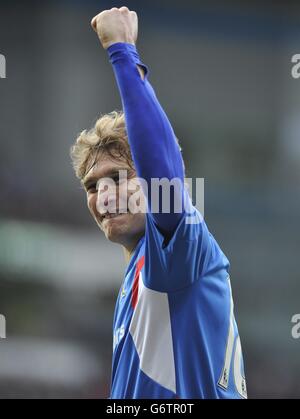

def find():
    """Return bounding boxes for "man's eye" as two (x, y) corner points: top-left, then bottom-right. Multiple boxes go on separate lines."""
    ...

(87, 183), (97, 192)
(112, 175), (120, 184)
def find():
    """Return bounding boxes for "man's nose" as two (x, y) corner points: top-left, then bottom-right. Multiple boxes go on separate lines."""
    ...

(97, 192), (118, 213)
(103, 193), (115, 206)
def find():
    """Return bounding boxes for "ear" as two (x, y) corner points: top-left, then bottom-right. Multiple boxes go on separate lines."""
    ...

(91, 15), (98, 32)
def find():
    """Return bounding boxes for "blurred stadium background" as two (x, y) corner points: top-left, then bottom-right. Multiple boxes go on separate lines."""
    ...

(0, 0), (300, 398)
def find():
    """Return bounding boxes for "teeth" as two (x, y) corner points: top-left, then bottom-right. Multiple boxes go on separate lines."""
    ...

(103, 212), (121, 220)
(101, 210), (128, 221)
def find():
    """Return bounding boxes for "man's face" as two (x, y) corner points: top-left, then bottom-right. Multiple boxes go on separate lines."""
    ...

(83, 154), (146, 249)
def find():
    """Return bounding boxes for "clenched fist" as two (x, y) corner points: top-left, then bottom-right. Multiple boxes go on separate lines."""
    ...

(91, 6), (138, 50)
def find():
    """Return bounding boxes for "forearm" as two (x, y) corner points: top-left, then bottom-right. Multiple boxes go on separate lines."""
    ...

(107, 43), (185, 233)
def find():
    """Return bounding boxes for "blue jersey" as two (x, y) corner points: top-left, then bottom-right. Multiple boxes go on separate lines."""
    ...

(110, 205), (247, 399)
(107, 43), (247, 399)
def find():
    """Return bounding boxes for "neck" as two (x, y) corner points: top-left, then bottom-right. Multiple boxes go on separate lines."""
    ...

(123, 246), (135, 264)
(122, 235), (143, 264)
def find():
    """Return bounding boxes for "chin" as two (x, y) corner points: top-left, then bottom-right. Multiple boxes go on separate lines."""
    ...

(105, 227), (127, 244)
(102, 213), (145, 246)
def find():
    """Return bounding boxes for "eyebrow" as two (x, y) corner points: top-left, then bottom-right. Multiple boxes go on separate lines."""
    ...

(82, 168), (128, 190)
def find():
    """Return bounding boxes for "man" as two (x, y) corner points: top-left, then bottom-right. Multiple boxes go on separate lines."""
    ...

(71, 6), (247, 399)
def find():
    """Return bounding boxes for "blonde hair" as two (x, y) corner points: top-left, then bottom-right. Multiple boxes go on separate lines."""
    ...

(71, 110), (185, 181)
(70, 110), (134, 180)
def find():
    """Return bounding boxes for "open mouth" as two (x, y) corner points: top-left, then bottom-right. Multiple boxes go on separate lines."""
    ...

(100, 211), (128, 222)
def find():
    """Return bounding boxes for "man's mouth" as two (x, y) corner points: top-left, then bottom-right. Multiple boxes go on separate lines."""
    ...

(100, 210), (128, 222)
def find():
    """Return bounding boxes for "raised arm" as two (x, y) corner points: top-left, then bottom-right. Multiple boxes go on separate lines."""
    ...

(91, 7), (185, 236)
